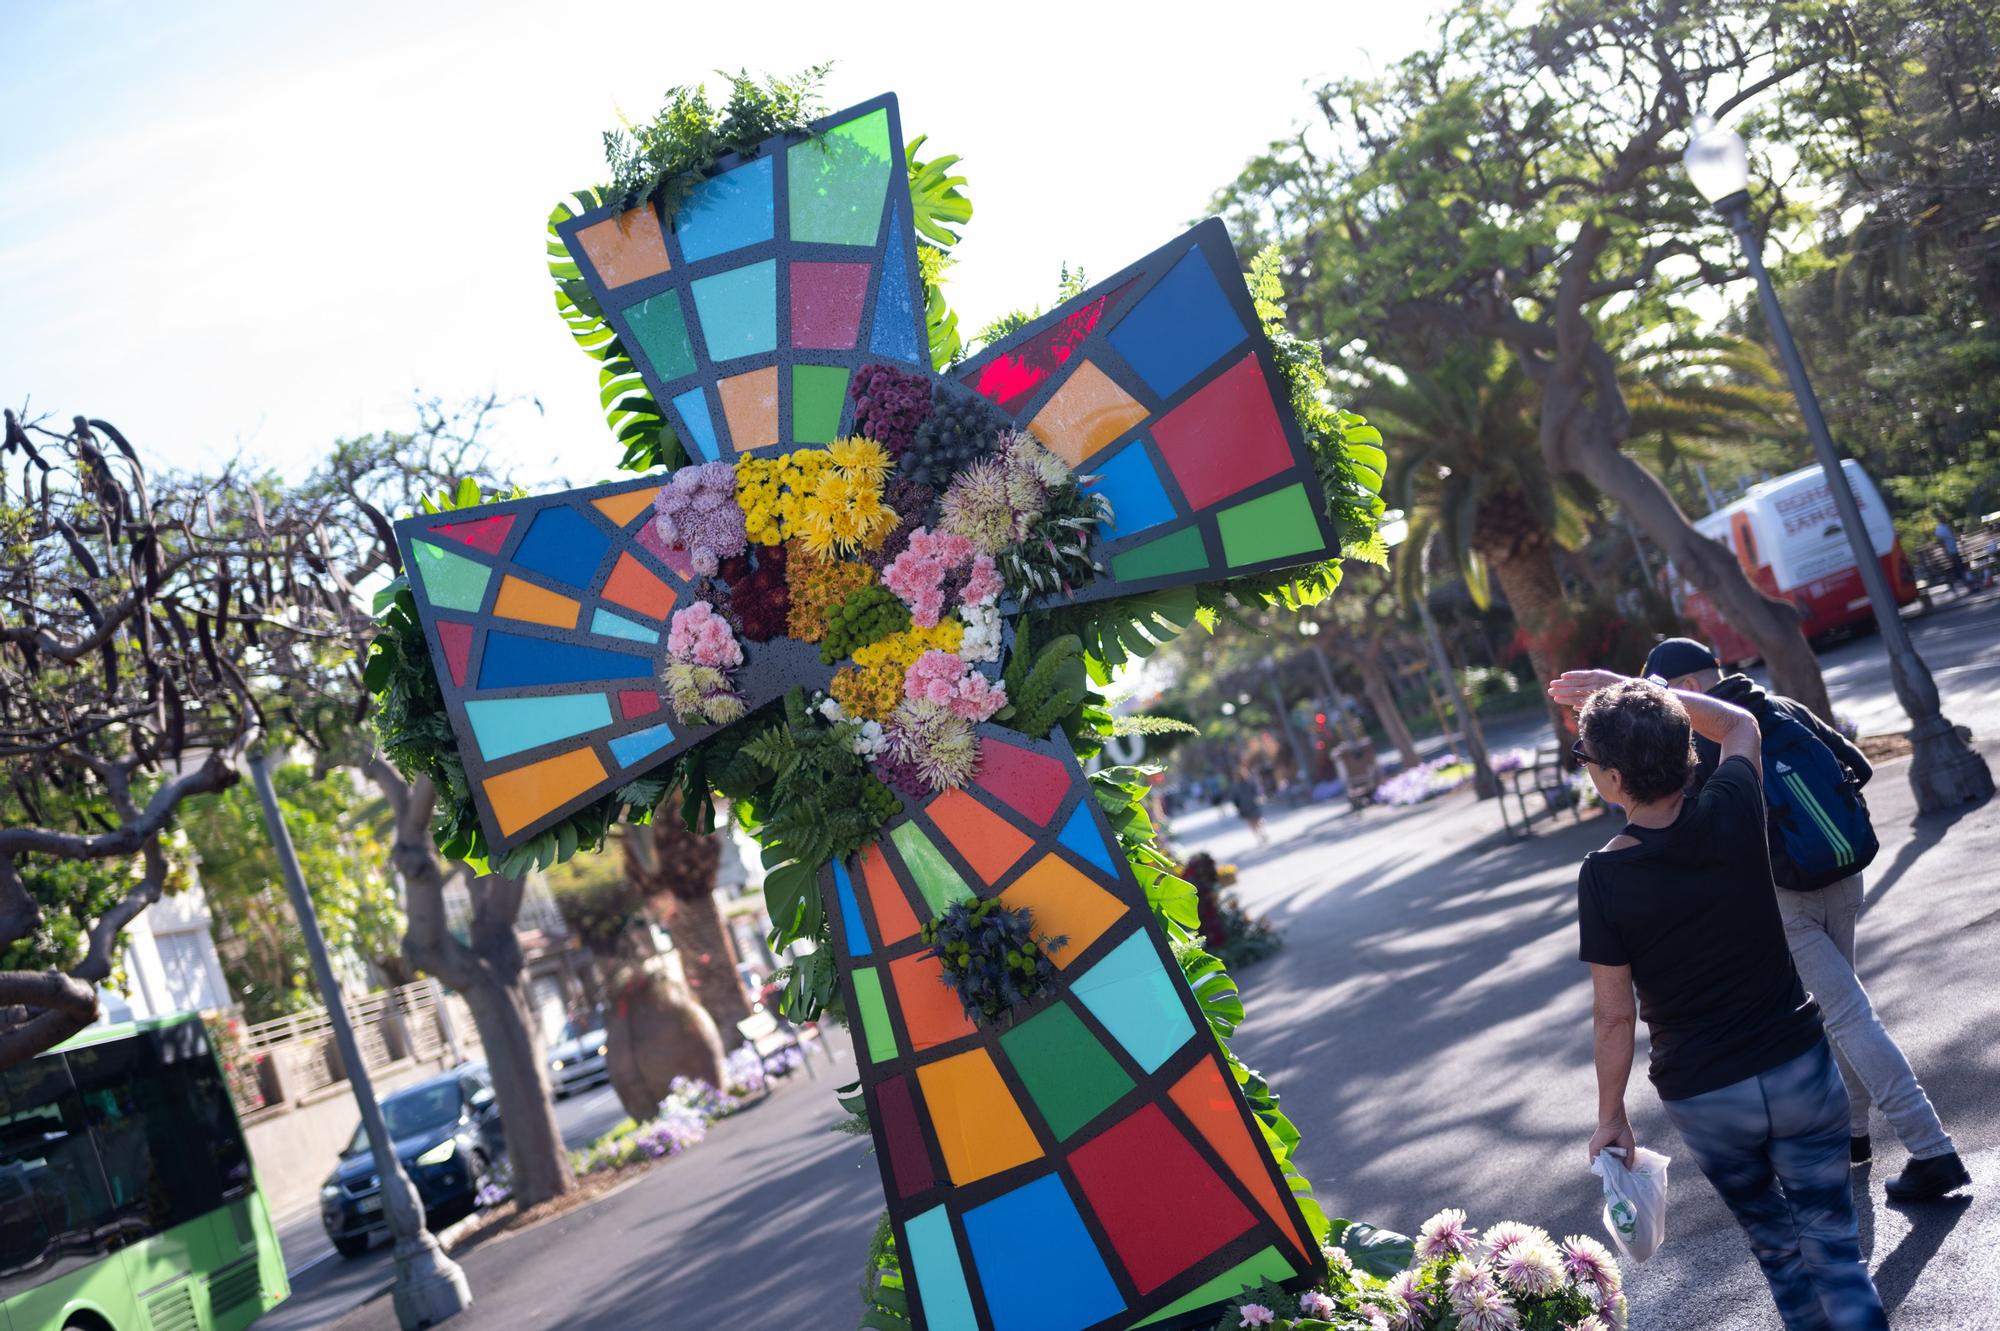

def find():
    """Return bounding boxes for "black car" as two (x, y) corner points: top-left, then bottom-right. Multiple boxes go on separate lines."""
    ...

(320, 1064), (505, 1257)
(546, 1011), (609, 1098)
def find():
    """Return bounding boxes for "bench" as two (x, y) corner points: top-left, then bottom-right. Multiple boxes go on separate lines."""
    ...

(736, 1008), (830, 1086)
(1499, 743), (1583, 838)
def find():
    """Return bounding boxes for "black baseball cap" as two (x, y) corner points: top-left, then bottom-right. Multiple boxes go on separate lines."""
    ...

(1642, 637), (1720, 681)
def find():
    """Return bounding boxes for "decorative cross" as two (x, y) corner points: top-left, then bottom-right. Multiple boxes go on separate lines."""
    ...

(394, 94), (1342, 1331)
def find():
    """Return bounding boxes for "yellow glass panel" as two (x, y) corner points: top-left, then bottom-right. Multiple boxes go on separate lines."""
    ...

(1029, 360), (1148, 467)
(914, 1049), (1044, 1185)
(484, 748), (608, 836)
(719, 366), (779, 451)
(592, 487), (660, 528)
(494, 576), (580, 629)
(573, 209), (671, 288)
(996, 854), (1126, 969)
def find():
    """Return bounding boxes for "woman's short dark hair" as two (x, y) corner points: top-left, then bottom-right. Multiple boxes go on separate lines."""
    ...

(1579, 679), (1696, 805)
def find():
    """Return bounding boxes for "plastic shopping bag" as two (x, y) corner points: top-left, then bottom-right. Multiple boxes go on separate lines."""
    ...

(1590, 1145), (1671, 1263)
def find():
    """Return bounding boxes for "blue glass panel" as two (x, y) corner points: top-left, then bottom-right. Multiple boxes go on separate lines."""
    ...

(690, 261), (777, 361)
(904, 1206), (976, 1331)
(464, 694), (611, 761)
(868, 204), (923, 366)
(608, 721), (677, 768)
(1105, 246), (1249, 399)
(590, 608), (659, 644)
(477, 634), (652, 689)
(963, 1175), (1124, 1331)
(673, 156), (774, 263)
(512, 506), (609, 589)
(1056, 800), (1119, 881)
(673, 387), (719, 462)
(1071, 933), (1195, 1074)
(1085, 442), (1178, 542)
(831, 860), (872, 957)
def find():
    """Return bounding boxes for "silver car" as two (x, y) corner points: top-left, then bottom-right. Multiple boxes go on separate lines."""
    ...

(546, 1012), (608, 1098)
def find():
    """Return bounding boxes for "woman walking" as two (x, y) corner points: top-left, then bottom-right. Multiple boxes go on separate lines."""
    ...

(1551, 670), (1886, 1331)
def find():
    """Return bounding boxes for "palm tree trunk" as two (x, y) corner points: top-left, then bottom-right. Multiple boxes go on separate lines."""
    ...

(1484, 535), (1577, 749)
(656, 891), (752, 1035)
(600, 922), (727, 1121)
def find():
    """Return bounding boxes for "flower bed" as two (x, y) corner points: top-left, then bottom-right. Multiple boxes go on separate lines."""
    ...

(1371, 748), (1537, 808)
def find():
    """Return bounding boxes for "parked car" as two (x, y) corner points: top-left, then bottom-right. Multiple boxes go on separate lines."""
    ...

(546, 1010), (609, 1098)
(321, 1064), (504, 1258)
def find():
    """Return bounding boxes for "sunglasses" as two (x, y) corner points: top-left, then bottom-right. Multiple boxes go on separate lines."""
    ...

(1570, 739), (1602, 767)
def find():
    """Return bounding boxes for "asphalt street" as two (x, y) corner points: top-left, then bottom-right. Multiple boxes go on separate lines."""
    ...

(292, 592), (2000, 1330)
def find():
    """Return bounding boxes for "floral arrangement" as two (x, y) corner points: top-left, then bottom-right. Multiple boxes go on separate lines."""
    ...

(1214, 1211), (1625, 1331)
(920, 897), (1064, 1025)
(662, 601), (746, 725)
(570, 1071), (748, 1176)
(651, 461), (747, 575)
(1184, 852), (1281, 970)
(848, 363), (933, 455)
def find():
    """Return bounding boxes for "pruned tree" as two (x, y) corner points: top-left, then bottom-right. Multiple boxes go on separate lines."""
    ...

(0, 409), (342, 1065)
(624, 808), (752, 1037)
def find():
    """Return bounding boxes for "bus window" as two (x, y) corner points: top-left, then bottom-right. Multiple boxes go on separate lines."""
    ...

(0, 1057), (117, 1296)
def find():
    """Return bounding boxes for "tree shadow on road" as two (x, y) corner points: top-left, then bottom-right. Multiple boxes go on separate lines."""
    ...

(1864, 789), (1990, 910)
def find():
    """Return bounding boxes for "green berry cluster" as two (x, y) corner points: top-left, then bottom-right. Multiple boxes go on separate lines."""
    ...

(818, 584), (911, 664)
(858, 774), (902, 824)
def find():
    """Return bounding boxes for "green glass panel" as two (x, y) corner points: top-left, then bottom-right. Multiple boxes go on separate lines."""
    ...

(788, 108), (893, 245)
(1109, 525), (1208, 583)
(623, 292), (697, 381)
(464, 694), (611, 761)
(997, 1002), (1135, 1141)
(791, 365), (849, 443)
(851, 967), (898, 1063)
(1216, 483), (1320, 568)
(411, 540), (491, 612)
(890, 822), (975, 917)
(690, 261), (777, 360)
(1127, 1247), (1295, 1327)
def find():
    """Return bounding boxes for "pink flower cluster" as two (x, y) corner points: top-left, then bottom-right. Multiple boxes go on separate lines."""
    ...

(904, 650), (1005, 722)
(667, 601), (743, 668)
(882, 527), (1001, 627)
(653, 462), (746, 576)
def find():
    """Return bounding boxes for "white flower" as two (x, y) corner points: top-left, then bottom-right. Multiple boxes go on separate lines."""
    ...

(958, 602), (1004, 662)
(849, 720), (887, 758)
(817, 694), (848, 724)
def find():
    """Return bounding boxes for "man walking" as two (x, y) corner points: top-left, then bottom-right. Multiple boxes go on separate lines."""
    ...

(1642, 638), (1971, 1202)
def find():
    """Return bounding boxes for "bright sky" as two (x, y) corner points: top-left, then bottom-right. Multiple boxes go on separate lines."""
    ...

(2, 0), (1442, 491)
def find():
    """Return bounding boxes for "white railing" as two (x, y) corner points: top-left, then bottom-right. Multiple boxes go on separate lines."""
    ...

(238, 979), (474, 1101)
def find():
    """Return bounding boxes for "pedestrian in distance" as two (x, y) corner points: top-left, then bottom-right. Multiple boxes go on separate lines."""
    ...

(1231, 768), (1269, 846)
(1552, 669), (1888, 1331)
(1642, 638), (1970, 1203)
(1932, 511), (1969, 588)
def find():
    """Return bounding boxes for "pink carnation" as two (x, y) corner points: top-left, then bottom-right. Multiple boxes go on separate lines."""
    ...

(667, 601), (743, 669)
(883, 527), (980, 628)
(960, 554), (1002, 606)
(1299, 1290), (1339, 1319)
(904, 650), (1006, 722)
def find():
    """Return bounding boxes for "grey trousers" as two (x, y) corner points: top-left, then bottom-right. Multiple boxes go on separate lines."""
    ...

(1774, 875), (1954, 1160)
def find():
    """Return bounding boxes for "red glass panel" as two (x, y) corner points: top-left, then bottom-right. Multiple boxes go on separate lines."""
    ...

(960, 280), (1135, 415)
(972, 739), (1069, 827)
(619, 689), (662, 719)
(1068, 1102), (1256, 1294)
(426, 513), (515, 555)
(436, 621), (473, 687)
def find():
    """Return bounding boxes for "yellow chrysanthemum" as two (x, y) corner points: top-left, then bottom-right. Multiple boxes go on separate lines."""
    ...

(827, 436), (893, 487)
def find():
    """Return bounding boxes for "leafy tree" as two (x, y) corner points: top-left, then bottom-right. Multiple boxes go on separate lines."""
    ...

(178, 764), (402, 1022)
(1218, 0), (1844, 718)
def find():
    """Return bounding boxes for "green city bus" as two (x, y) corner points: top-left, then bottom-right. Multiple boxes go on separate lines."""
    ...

(0, 1012), (288, 1330)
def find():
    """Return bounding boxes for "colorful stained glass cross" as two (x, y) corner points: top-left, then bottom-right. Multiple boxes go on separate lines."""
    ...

(393, 93), (1337, 1331)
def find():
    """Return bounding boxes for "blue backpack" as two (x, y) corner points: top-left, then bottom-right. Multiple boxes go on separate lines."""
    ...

(1757, 706), (1879, 890)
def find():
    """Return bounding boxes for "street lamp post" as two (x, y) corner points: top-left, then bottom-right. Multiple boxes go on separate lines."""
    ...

(247, 754), (473, 1329)
(1684, 114), (1993, 814)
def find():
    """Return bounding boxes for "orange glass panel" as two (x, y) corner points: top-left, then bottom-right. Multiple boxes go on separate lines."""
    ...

(484, 748), (609, 837)
(1029, 360), (1149, 467)
(914, 1049), (1043, 1185)
(494, 576), (580, 629)
(923, 789), (1032, 886)
(888, 953), (978, 1052)
(1169, 1056), (1312, 1259)
(574, 209), (671, 288)
(719, 366), (779, 451)
(601, 554), (677, 620)
(860, 844), (922, 945)
(592, 487), (661, 528)
(996, 855), (1126, 968)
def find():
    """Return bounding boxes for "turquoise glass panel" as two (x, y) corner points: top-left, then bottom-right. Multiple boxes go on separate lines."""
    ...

(464, 694), (611, 761)
(590, 608), (659, 644)
(869, 202), (923, 366)
(690, 261), (777, 361)
(410, 541), (490, 613)
(608, 721), (676, 768)
(673, 387), (719, 462)
(1056, 801), (1119, 881)
(1071, 932), (1195, 1074)
(789, 108), (893, 245)
(831, 860), (872, 957)
(673, 156), (774, 263)
(1106, 245), (1249, 399)
(904, 1206), (978, 1331)
(624, 292), (698, 382)
(1086, 442), (1178, 542)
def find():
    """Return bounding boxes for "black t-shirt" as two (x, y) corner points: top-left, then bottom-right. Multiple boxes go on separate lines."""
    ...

(1576, 756), (1822, 1100)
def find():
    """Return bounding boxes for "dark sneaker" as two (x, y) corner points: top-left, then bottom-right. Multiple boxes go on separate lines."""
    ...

(1850, 1135), (1872, 1167)
(1884, 1151), (1972, 1202)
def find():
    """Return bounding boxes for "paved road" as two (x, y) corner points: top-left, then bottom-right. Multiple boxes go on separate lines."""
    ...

(298, 595), (2000, 1330)
(261, 1078), (627, 1331)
